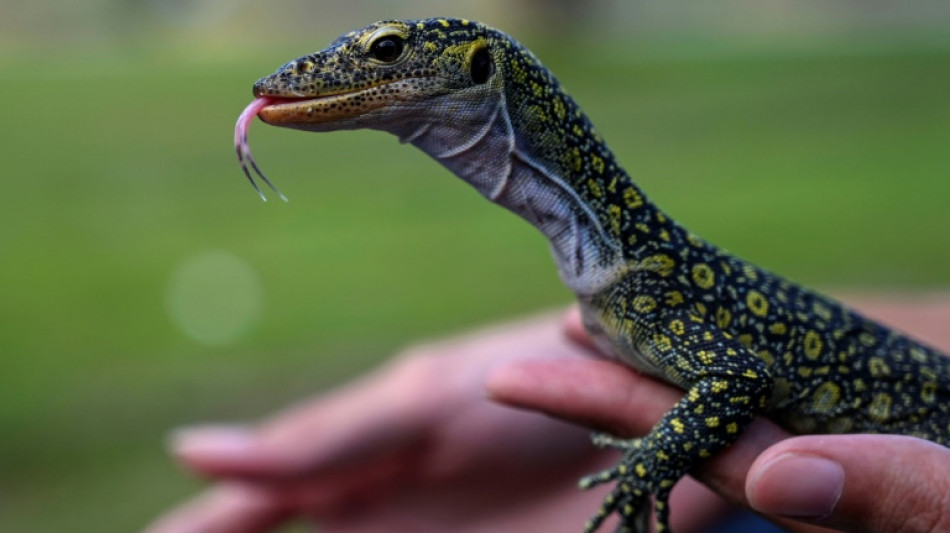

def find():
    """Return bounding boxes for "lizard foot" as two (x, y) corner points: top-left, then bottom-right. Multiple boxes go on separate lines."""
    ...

(579, 433), (673, 533)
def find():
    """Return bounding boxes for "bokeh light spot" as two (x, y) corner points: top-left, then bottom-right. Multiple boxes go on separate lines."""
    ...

(165, 250), (263, 346)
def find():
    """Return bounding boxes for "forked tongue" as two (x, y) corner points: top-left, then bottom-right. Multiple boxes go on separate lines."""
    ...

(235, 97), (288, 202)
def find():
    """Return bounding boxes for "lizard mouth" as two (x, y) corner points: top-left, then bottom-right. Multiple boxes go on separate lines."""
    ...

(235, 83), (408, 201)
(256, 82), (408, 127)
(237, 79), (431, 200)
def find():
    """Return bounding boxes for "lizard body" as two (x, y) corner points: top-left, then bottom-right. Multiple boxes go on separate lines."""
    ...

(242, 18), (950, 532)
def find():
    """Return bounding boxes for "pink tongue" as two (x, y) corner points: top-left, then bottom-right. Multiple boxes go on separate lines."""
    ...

(235, 97), (288, 202)
(234, 97), (277, 148)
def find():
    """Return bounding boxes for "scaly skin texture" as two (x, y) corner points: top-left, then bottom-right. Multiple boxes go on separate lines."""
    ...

(247, 18), (950, 533)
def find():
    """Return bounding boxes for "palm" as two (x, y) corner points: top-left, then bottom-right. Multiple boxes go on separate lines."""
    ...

(147, 315), (619, 533)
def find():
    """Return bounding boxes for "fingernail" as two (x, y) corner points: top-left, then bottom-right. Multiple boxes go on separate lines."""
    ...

(749, 453), (845, 519)
(169, 425), (256, 459)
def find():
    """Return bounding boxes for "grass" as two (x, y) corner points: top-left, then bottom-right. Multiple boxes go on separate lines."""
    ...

(1, 38), (948, 532)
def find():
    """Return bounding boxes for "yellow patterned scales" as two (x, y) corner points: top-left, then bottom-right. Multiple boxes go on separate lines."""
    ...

(237, 18), (950, 533)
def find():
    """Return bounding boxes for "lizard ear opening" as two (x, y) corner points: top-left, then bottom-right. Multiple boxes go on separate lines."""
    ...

(470, 46), (493, 84)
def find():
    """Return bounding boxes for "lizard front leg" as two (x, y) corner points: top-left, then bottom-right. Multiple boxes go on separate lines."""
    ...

(581, 314), (774, 533)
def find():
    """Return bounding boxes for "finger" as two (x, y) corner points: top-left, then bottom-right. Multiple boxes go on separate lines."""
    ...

(143, 483), (288, 533)
(562, 306), (598, 351)
(486, 356), (680, 437)
(485, 357), (796, 506)
(171, 366), (435, 479)
(746, 434), (950, 533)
(172, 311), (578, 482)
(842, 294), (950, 352)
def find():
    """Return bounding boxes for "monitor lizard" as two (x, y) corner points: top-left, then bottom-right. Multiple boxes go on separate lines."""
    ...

(235, 17), (950, 533)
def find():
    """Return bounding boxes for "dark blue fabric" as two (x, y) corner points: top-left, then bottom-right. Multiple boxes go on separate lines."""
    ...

(701, 510), (789, 533)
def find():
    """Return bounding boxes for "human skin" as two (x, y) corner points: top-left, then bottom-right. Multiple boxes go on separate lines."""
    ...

(146, 295), (950, 533)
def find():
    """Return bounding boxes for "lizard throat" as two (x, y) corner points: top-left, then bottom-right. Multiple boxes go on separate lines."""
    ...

(384, 93), (626, 296)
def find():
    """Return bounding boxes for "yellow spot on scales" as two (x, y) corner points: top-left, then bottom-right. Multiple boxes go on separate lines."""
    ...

(911, 347), (930, 363)
(811, 381), (841, 413)
(716, 307), (731, 329)
(804, 330), (823, 359)
(569, 148), (582, 172)
(633, 295), (657, 313)
(671, 418), (685, 433)
(590, 154), (605, 175)
(869, 357), (891, 377)
(738, 334), (754, 348)
(693, 302), (708, 317)
(587, 179), (603, 198)
(922, 382), (937, 403)
(624, 188), (643, 209)
(553, 98), (566, 120)
(813, 302), (832, 321)
(692, 263), (715, 289)
(747, 290), (769, 317)
(742, 264), (759, 281)
(665, 290), (684, 307)
(643, 254), (676, 277)
(869, 393), (893, 422)
(669, 319), (685, 335)
(654, 334), (673, 353)
(608, 204), (622, 233)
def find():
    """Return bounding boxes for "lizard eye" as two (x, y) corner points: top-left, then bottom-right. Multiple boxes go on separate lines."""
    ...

(369, 35), (405, 63)
(470, 46), (493, 84)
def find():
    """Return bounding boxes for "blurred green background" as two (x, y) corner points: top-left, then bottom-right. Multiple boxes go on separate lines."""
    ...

(1, 1), (949, 531)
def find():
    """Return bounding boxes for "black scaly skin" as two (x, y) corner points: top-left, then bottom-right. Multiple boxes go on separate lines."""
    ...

(248, 18), (950, 533)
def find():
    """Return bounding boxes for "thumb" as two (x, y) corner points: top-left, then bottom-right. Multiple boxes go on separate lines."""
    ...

(746, 434), (950, 533)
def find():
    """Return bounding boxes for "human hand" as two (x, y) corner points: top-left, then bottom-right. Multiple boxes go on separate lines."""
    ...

(146, 312), (728, 533)
(487, 300), (950, 533)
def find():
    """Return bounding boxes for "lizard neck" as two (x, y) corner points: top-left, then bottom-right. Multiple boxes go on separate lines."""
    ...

(389, 33), (679, 295)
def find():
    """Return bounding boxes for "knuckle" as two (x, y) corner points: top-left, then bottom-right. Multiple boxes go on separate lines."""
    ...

(391, 343), (449, 382)
(896, 486), (950, 533)
(879, 450), (950, 533)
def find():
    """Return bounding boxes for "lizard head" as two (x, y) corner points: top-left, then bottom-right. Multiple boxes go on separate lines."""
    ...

(253, 18), (501, 135)
(248, 18), (629, 290)
(249, 18), (597, 213)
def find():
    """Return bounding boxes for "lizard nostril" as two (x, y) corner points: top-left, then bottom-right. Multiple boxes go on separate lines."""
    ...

(252, 78), (270, 97)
